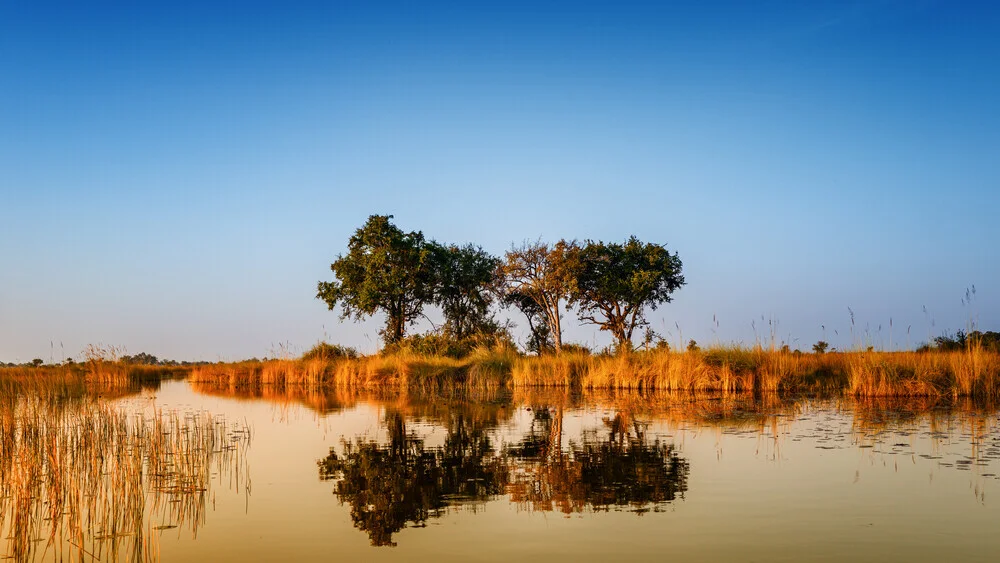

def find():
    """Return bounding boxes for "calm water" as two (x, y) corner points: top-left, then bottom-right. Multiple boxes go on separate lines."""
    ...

(5, 380), (1000, 561)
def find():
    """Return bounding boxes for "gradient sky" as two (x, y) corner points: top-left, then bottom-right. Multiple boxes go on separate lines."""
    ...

(2, 1), (998, 362)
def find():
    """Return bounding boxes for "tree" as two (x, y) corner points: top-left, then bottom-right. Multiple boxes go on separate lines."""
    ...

(122, 352), (159, 365)
(641, 327), (663, 351)
(502, 289), (554, 354)
(428, 243), (501, 340)
(498, 241), (575, 352)
(565, 237), (684, 353)
(317, 215), (435, 345)
(812, 341), (829, 354)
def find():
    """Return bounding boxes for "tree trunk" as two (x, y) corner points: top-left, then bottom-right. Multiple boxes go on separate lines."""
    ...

(550, 301), (563, 352)
(386, 302), (406, 344)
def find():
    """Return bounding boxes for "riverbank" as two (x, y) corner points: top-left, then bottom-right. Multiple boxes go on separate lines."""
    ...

(6, 346), (997, 398)
(185, 347), (1000, 398)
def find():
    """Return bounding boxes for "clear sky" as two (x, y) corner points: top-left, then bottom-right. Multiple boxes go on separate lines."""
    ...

(2, 1), (998, 362)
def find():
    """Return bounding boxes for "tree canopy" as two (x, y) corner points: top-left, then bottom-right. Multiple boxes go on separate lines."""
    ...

(318, 217), (687, 354)
(498, 241), (575, 352)
(565, 237), (684, 352)
(428, 243), (501, 341)
(317, 215), (435, 344)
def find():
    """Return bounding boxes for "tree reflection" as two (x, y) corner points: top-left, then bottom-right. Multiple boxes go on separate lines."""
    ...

(319, 407), (688, 546)
(318, 411), (506, 546)
(506, 409), (688, 513)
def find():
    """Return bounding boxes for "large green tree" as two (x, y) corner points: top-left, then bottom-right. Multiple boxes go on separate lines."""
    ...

(428, 243), (501, 340)
(566, 237), (684, 352)
(317, 215), (435, 344)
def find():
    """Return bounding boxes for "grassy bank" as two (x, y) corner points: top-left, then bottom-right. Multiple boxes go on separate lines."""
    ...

(186, 346), (1000, 398)
(0, 363), (188, 402)
(6, 345), (997, 398)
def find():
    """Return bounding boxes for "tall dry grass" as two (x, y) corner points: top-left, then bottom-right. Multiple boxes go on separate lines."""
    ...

(511, 347), (847, 393)
(190, 345), (518, 393)
(846, 348), (1000, 397)
(186, 345), (1000, 398)
(0, 396), (250, 562)
(512, 347), (1000, 397)
(0, 348), (187, 404)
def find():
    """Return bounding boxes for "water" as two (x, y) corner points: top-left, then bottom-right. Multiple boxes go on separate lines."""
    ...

(5, 380), (1000, 561)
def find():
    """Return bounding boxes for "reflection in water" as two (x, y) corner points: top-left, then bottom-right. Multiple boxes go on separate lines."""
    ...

(319, 407), (689, 546)
(506, 410), (688, 514)
(318, 411), (507, 546)
(176, 380), (1000, 557)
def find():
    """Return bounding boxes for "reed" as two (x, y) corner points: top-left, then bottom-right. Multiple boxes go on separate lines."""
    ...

(0, 395), (250, 562)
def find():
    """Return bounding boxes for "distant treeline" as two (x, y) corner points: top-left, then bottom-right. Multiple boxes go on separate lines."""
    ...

(919, 330), (1000, 353)
(2, 353), (210, 369)
(317, 214), (685, 354)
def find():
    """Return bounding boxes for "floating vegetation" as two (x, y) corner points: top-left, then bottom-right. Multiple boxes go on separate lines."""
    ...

(0, 397), (251, 562)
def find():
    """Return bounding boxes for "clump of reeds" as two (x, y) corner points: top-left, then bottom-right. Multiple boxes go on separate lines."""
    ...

(0, 396), (250, 562)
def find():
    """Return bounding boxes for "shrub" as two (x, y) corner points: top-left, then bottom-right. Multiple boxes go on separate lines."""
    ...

(560, 343), (592, 355)
(302, 342), (359, 362)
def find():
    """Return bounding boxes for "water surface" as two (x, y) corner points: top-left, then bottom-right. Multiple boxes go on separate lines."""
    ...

(5, 381), (1000, 561)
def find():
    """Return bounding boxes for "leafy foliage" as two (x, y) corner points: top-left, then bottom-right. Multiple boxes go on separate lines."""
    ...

(301, 342), (359, 361)
(318, 219), (691, 356)
(317, 215), (436, 344)
(428, 243), (501, 340)
(121, 352), (159, 365)
(924, 330), (1000, 353)
(565, 237), (684, 352)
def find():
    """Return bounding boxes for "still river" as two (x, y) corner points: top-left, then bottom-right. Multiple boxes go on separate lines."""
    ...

(5, 379), (1000, 562)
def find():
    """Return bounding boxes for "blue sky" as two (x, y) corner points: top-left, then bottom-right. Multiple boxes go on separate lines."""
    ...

(2, 1), (998, 361)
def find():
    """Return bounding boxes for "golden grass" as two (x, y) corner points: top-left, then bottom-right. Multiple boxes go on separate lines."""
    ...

(509, 347), (1000, 397)
(78, 344), (999, 399)
(0, 364), (186, 407)
(190, 346), (518, 394)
